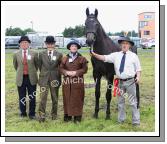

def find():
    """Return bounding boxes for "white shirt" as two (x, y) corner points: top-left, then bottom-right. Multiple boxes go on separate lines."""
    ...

(22, 49), (28, 58)
(104, 50), (141, 79)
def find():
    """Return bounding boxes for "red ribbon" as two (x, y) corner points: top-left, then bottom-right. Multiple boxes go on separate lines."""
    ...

(113, 78), (120, 97)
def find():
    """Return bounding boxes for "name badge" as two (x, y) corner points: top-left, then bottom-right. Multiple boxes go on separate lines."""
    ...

(69, 58), (72, 63)
(27, 55), (31, 60)
(52, 56), (56, 61)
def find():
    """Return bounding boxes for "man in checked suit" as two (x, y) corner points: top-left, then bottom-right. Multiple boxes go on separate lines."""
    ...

(13, 36), (38, 119)
(38, 36), (63, 122)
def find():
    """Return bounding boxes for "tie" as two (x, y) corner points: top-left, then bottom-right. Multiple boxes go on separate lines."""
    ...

(48, 51), (52, 61)
(119, 52), (126, 74)
(23, 50), (28, 75)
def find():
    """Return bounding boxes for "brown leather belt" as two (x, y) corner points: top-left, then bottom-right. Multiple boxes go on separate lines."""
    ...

(119, 77), (134, 81)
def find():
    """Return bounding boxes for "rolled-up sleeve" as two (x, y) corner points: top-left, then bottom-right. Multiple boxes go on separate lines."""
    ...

(135, 55), (142, 72)
(104, 53), (115, 63)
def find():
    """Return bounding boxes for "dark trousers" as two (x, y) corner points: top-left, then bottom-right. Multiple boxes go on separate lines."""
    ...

(17, 75), (36, 117)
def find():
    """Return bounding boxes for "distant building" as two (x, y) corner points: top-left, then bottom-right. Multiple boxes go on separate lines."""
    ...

(26, 32), (65, 48)
(26, 31), (48, 48)
(138, 12), (155, 39)
(55, 33), (64, 47)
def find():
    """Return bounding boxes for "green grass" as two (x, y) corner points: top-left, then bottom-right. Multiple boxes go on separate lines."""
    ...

(5, 48), (155, 132)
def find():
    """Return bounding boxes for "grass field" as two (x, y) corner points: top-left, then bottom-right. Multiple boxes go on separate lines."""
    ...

(5, 47), (155, 132)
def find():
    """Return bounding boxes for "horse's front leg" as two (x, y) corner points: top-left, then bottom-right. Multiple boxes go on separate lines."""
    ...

(105, 78), (113, 120)
(93, 76), (101, 119)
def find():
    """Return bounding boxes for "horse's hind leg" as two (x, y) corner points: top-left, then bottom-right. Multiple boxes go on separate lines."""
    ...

(93, 74), (102, 119)
(105, 77), (113, 120)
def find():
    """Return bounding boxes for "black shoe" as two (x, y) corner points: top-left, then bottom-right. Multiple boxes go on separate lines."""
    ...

(29, 116), (36, 120)
(64, 114), (68, 122)
(68, 116), (72, 121)
(74, 116), (82, 124)
(64, 114), (72, 122)
(132, 123), (140, 126)
(20, 113), (27, 118)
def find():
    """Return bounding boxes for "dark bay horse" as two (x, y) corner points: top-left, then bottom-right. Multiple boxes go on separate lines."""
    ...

(85, 8), (139, 120)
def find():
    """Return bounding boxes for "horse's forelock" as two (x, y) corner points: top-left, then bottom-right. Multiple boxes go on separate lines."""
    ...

(87, 14), (97, 19)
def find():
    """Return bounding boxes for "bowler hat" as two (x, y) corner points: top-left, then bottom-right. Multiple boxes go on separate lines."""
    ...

(67, 40), (81, 50)
(118, 36), (134, 46)
(19, 36), (31, 43)
(45, 36), (56, 43)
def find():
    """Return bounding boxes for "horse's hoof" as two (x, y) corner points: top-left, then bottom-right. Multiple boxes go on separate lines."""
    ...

(93, 113), (98, 119)
(105, 115), (111, 120)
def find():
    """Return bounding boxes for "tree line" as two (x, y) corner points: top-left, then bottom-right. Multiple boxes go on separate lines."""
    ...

(5, 27), (34, 36)
(6, 25), (138, 37)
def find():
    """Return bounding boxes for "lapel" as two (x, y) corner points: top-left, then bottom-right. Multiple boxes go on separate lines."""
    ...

(53, 50), (57, 57)
(44, 50), (52, 64)
(18, 49), (23, 63)
(44, 49), (58, 65)
(52, 50), (57, 63)
(27, 49), (32, 65)
(50, 50), (57, 65)
(18, 49), (32, 63)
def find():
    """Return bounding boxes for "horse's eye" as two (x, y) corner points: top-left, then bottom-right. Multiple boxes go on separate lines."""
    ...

(95, 23), (99, 28)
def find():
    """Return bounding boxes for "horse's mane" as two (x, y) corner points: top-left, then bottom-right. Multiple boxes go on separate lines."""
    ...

(93, 18), (108, 38)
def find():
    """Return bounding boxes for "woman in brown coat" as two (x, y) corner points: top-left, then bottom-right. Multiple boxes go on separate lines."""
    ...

(60, 40), (88, 123)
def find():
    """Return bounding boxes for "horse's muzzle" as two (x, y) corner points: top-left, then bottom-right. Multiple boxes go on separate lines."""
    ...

(86, 39), (95, 47)
(86, 32), (96, 46)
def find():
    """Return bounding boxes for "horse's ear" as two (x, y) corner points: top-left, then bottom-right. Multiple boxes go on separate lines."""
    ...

(86, 8), (89, 17)
(95, 9), (98, 18)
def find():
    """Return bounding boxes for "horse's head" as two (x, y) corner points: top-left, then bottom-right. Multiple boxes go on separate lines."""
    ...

(85, 8), (99, 47)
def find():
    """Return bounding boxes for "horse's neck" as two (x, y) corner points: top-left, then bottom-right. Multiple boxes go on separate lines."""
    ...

(93, 27), (104, 50)
(94, 26), (118, 54)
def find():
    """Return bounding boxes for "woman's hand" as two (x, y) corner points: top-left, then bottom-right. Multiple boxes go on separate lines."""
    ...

(65, 71), (71, 76)
(70, 71), (77, 77)
(66, 71), (76, 77)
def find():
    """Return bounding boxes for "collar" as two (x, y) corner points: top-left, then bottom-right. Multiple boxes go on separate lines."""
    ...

(22, 49), (28, 51)
(121, 50), (130, 54)
(67, 52), (82, 57)
(48, 50), (54, 54)
(69, 52), (77, 57)
(22, 49), (28, 53)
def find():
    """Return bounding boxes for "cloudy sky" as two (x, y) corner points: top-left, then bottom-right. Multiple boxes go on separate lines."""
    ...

(4, 1), (158, 35)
